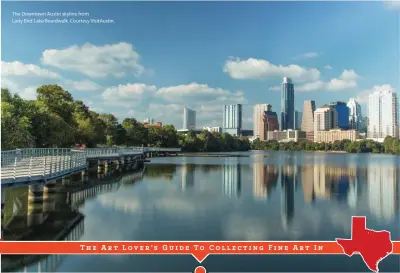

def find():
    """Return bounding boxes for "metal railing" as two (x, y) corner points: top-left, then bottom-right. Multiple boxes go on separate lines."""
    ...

(1, 146), (180, 185)
(1, 148), (87, 185)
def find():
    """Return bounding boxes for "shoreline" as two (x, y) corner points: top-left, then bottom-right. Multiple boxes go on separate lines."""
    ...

(177, 153), (248, 157)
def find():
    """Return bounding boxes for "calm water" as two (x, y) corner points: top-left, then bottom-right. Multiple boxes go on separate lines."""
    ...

(3, 151), (400, 272)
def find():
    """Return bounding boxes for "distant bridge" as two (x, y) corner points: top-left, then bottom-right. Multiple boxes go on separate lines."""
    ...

(1, 147), (180, 187)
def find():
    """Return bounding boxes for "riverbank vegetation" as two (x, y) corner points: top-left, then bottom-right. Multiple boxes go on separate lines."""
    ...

(1, 86), (250, 152)
(251, 137), (400, 155)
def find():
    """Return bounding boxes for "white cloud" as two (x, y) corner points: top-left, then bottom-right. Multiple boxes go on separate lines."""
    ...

(1, 61), (60, 78)
(324, 65), (333, 70)
(102, 83), (157, 102)
(223, 57), (320, 82)
(356, 84), (395, 105)
(64, 79), (103, 91)
(384, 0), (400, 11)
(41, 42), (146, 78)
(293, 52), (320, 60)
(296, 69), (359, 92)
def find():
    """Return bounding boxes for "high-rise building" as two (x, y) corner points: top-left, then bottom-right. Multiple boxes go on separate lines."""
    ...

(347, 98), (363, 130)
(314, 105), (338, 133)
(301, 100), (316, 141)
(329, 101), (350, 129)
(294, 111), (303, 130)
(280, 77), (295, 130)
(260, 111), (279, 140)
(223, 104), (242, 136)
(253, 104), (272, 139)
(368, 89), (398, 139)
(183, 107), (196, 130)
(143, 117), (154, 124)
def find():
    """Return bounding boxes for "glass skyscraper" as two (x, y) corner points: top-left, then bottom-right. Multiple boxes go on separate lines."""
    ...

(223, 104), (242, 136)
(280, 77), (295, 130)
(329, 101), (350, 129)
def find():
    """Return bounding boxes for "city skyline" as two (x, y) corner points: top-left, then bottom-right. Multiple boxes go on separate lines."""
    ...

(1, 1), (399, 130)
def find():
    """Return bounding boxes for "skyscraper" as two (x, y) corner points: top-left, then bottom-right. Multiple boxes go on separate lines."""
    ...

(347, 98), (363, 130)
(368, 89), (398, 139)
(253, 104), (272, 139)
(314, 105), (338, 132)
(223, 158), (241, 198)
(329, 101), (350, 129)
(223, 104), (242, 136)
(280, 77), (295, 130)
(294, 111), (303, 130)
(183, 107), (196, 130)
(301, 100), (316, 141)
(260, 111), (279, 141)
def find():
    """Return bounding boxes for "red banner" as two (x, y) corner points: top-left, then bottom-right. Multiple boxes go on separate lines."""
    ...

(0, 241), (399, 263)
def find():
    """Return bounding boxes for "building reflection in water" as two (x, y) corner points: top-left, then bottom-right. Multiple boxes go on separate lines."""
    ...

(368, 162), (399, 222)
(280, 162), (295, 229)
(252, 154), (279, 200)
(181, 164), (195, 191)
(223, 158), (241, 198)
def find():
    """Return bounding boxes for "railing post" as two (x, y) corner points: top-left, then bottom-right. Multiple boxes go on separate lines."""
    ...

(43, 156), (47, 177)
(49, 150), (53, 178)
(29, 156), (33, 179)
(13, 155), (17, 180)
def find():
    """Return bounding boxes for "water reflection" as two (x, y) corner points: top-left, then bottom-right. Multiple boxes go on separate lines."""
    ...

(2, 164), (145, 272)
(2, 152), (400, 272)
(223, 158), (241, 198)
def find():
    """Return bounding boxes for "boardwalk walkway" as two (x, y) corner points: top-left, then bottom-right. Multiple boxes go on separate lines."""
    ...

(1, 147), (180, 187)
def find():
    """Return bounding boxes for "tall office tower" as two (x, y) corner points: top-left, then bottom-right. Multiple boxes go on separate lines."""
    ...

(347, 98), (363, 130)
(183, 107), (196, 130)
(368, 89), (398, 139)
(301, 100), (316, 141)
(143, 117), (154, 124)
(294, 111), (303, 130)
(223, 104), (242, 136)
(253, 104), (272, 139)
(260, 111), (279, 140)
(280, 77), (295, 130)
(329, 101), (350, 129)
(314, 105), (338, 132)
(223, 158), (241, 198)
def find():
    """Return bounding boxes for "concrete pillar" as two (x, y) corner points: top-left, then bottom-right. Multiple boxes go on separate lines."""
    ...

(62, 176), (70, 185)
(98, 160), (104, 173)
(43, 181), (56, 213)
(28, 184), (44, 204)
(81, 169), (89, 182)
(27, 185), (44, 227)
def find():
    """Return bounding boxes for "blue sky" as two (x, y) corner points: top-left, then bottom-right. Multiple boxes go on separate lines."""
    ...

(1, 1), (399, 129)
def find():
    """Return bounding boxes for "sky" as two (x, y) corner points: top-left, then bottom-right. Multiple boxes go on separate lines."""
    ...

(1, 1), (400, 130)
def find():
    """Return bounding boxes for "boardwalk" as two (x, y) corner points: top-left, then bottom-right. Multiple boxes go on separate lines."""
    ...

(1, 147), (180, 187)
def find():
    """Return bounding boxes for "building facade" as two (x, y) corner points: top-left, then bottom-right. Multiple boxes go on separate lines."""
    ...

(253, 104), (272, 139)
(294, 111), (303, 130)
(280, 77), (295, 130)
(301, 100), (316, 141)
(314, 129), (359, 143)
(223, 104), (242, 136)
(368, 89), (398, 139)
(260, 111), (279, 141)
(203, 126), (222, 133)
(347, 98), (363, 130)
(329, 101), (350, 129)
(183, 107), (196, 130)
(144, 121), (162, 129)
(143, 117), (154, 124)
(267, 130), (306, 142)
(314, 105), (338, 132)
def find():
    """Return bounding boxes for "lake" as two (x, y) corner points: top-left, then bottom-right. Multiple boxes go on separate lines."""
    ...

(2, 151), (400, 272)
